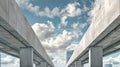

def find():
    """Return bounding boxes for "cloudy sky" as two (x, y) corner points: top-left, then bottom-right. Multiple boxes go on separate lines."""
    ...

(14, 0), (120, 67)
(15, 0), (93, 66)
(1, 0), (120, 67)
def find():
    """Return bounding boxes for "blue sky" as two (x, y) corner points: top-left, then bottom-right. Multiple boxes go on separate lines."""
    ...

(15, 0), (94, 66)
(1, 0), (120, 67)
(14, 0), (120, 67)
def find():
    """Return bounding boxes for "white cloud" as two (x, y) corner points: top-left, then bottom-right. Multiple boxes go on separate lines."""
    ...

(16, 0), (61, 18)
(104, 55), (120, 64)
(60, 16), (68, 27)
(71, 22), (87, 29)
(103, 54), (120, 67)
(51, 51), (66, 67)
(82, 5), (90, 12)
(16, 0), (87, 66)
(38, 7), (61, 18)
(71, 22), (79, 29)
(88, 0), (118, 24)
(59, 2), (82, 27)
(16, 0), (81, 18)
(28, 4), (40, 16)
(66, 44), (77, 51)
(88, 0), (102, 23)
(59, 22), (87, 36)
(64, 2), (81, 17)
(32, 21), (55, 41)
(16, 0), (29, 8)
(40, 30), (79, 52)
(82, 54), (120, 67)
(80, 23), (88, 28)
(16, 0), (84, 31)
(71, 22), (88, 38)
(1, 55), (19, 67)
(32, 22), (84, 53)
(16, 0), (82, 28)
(32, 22), (84, 67)
(1, 56), (14, 64)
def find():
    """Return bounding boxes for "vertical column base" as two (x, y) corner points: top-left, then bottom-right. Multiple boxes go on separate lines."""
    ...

(36, 64), (41, 67)
(89, 47), (103, 67)
(40, 62), (47, 67)
(75, 60), (82, 67)
(20, 47), (33, 67)
(70, 64), (75, 67)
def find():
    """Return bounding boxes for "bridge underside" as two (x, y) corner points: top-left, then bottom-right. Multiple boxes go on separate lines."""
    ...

(76, 16), (120, 64)
(0, 21), (41, 64)
(0, 0), (54, 67)
(67, 0), (120, 67)
(68, 14), (120, 67)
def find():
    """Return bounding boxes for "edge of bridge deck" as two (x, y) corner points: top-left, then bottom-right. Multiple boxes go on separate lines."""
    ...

(66, 0), (120, 66)
(0, 0), (54, 66)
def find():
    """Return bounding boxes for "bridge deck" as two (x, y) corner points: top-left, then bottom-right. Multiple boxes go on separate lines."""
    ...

(67, 0), (120, 66)
(0, 0), (54, 66)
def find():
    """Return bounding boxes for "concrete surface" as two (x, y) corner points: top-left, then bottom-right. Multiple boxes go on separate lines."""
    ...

(75, 60), (82, 67)
(20, 47), (33, 67)
(36, 64), (41, 67)
(67, 0), (120, 66)
(0, 0), (54, 66)
(89, 47), (103, 67)
(69, 64), (75, 67)
(40, 62), (47, 67)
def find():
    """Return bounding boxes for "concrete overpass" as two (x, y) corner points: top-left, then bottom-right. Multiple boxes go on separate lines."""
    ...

(0, 0), (54, 67)
(66, 0), (120, 67)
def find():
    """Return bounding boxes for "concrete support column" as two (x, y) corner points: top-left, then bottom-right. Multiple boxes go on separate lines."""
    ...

(75, 60), (82, 67)
(20, 47), (33, 67)
(36, 64), (41, 67)
(69, 64), (75, 67)
(40, 62), (47, 67)
(89, 47), (103, 67)
(48, 65), (52, 67)
(47, 65), (51, 67)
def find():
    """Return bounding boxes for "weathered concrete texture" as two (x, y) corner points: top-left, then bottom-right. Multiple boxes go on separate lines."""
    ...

(36, 64), (41, 67)
(20, 47), (33, 67)
(75, 60), (82, 67)
(0, 0), (8, 23)
(40, 62), (47, 67)
(69, 64), (75, 67)
(67, 0), (120, 66)
(89, 47), (103, 67)
(0, 0), (54, 66)
(48, 65), (52, 67)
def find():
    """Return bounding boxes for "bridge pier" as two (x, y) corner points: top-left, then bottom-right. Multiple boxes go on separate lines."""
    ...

(40, 62), (47, 67)
(20, 47), (33, 67)
(75, 60), (82, 67)
(48, 65), (52, 67)
(36, 62), (50, 67)
(89, 47), (103, 67)
(69, 64), (75, 67)
(36, 64), (41, 67)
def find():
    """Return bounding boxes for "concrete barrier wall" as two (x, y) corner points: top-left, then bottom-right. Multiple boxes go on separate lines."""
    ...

(0, 0), (53, 66)
(67, 0), (120, 66)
